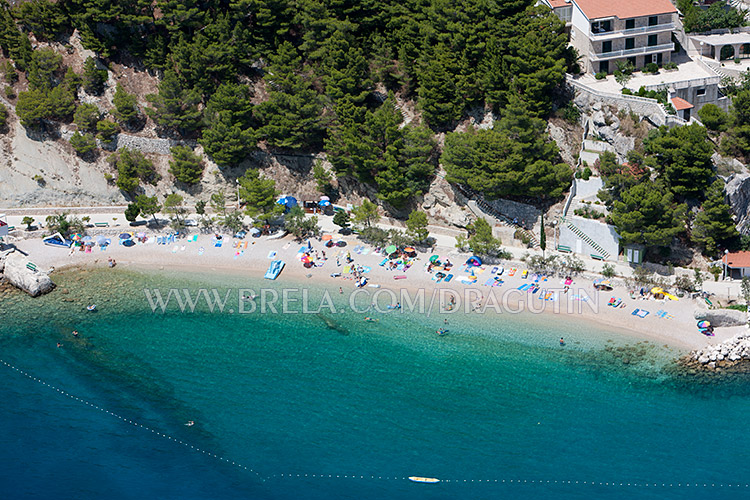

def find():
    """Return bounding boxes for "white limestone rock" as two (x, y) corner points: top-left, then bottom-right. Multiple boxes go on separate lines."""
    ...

(3, 251), (55, 297)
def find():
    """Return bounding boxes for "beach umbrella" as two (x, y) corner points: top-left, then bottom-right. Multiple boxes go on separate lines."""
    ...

(385, 245), (397, 254)
(697, 320), (710, 329)
(429, 254), (440, 263)
(72, 233), (82, 241)
(336, 240), (347, 247)
(404, 247), (415, 253)
(321, 234), (333, 241)
(320, 196), (330, 201)
(318, 200), (331, 207)
(83, 240), (95, 246)
(82, 235), (93, 242)
(122, 239), (135, 247)
(119, 232), (131, 239)
(96, 235), (108, 245)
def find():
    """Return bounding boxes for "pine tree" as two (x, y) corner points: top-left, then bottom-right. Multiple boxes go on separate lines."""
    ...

(145, 69), (202, 135)
(112, 83), (139, 126)
(82, 57), (108, 95)
(168, 145), (203, 184)
(238, 168), (278, 216)
(692, 179), (739, 255)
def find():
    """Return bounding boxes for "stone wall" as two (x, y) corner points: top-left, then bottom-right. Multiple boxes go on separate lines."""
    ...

(569, 76), (687, 128)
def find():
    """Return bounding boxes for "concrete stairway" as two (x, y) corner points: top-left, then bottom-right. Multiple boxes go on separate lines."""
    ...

(560, 217), (611, 260)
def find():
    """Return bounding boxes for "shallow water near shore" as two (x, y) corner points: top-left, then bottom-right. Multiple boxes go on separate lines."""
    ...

(1, 268), (749, 499)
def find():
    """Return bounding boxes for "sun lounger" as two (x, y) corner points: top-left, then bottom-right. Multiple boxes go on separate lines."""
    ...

(379, 258), (389, 266)
(631, 308), (650, 318)
(394, 275), (407, 280)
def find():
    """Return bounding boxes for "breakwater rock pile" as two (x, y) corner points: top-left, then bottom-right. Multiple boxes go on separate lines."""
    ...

(686, 334), (750, 371)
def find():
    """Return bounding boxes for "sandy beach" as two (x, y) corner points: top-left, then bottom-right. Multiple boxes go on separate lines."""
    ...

(10, 227), (743, 353)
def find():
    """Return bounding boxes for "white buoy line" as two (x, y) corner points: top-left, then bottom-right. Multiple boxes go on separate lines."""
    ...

(3, 358), (749, 490)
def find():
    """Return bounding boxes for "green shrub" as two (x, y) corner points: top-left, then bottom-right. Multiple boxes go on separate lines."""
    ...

(73, 103), (101, 132)
(5, 85), (15, 99)
(595, 71), (607, 80)
(663, 61), (678, 70)
(697, 103), (728, 132)
(168, 145), (204, 184)
(581, 166), (592, 180)
(69, 131), (97, 156)
(621, 88), (633, 95)
(644, 62), (659, 74)
(96, 119), (119, 141)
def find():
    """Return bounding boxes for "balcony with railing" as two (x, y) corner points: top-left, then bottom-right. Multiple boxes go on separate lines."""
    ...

(590, 23), (675, 40)
(590, 43), (674, 61)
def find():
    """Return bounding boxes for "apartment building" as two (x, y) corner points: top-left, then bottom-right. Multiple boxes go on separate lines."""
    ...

(558, 0), (678, 74)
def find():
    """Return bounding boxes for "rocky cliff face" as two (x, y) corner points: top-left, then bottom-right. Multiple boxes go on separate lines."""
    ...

(725, 172), (750, 234)
(2, 251), (55, 297)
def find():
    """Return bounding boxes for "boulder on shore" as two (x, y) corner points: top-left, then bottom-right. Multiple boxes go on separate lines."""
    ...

(3, 251), (55, 297)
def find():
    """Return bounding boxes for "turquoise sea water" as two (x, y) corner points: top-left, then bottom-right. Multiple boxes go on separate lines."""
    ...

(1, 268), (750, 499)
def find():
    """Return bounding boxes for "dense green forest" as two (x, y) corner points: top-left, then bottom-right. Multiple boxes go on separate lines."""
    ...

(0, 0), (575, 212)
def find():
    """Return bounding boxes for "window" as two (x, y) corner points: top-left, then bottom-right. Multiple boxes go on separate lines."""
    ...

(648, 35), (658, 47)
(697, 88), (706, 96)
(626, 19), (635, 30)
(649, 16), (658, 26)
(599, 61), (609, 73)
(602, 41), (612, 53)
(592, 20), (612, 33)
(625, 38), (635, 50)
(628, 57), (637, 67)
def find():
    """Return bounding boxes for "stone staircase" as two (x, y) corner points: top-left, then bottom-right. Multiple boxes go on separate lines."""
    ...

(703, 59), (732, 81)
(454, 184), (540, 248)
(560, 216), (611, 260)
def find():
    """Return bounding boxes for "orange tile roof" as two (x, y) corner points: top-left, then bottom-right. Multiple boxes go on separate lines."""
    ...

(724, 251), (750, 268)
(671, 97), (694, 111)
(574, 0), (677, 20)
(548, 0), (571, 7)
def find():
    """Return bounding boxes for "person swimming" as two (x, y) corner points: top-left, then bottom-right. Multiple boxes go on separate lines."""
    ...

(559, 338), (565, 346)
(437, 329), (449, 336)
(185, 420), (195, 426)
(72, 330), (79, 337)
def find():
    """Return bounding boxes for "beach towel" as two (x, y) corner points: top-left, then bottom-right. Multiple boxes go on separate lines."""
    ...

(180, 246), (186, 251)
(362, 248), (371, 255)
(343, 265), (351, 274)
(267, 251), (277, 259)
(283, 242), (292, 250)
(509, 268), (517, 276)
(492, 279), (503, 287)
(632, 308), (650, 318)
(243, 241), (248, 249)
(518, 284), (531, 291)
(394, 275), (407, 280)
(215, 241), (222, 248)
(172, 245), (179, 253)
(362, 266), (371, 273)
(444, 274), (453, 283)
(484, 278), (495, 286)
(190, 235), (198, 242)
(198, 247), (204, 255)
(379, 258), (389, 266)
